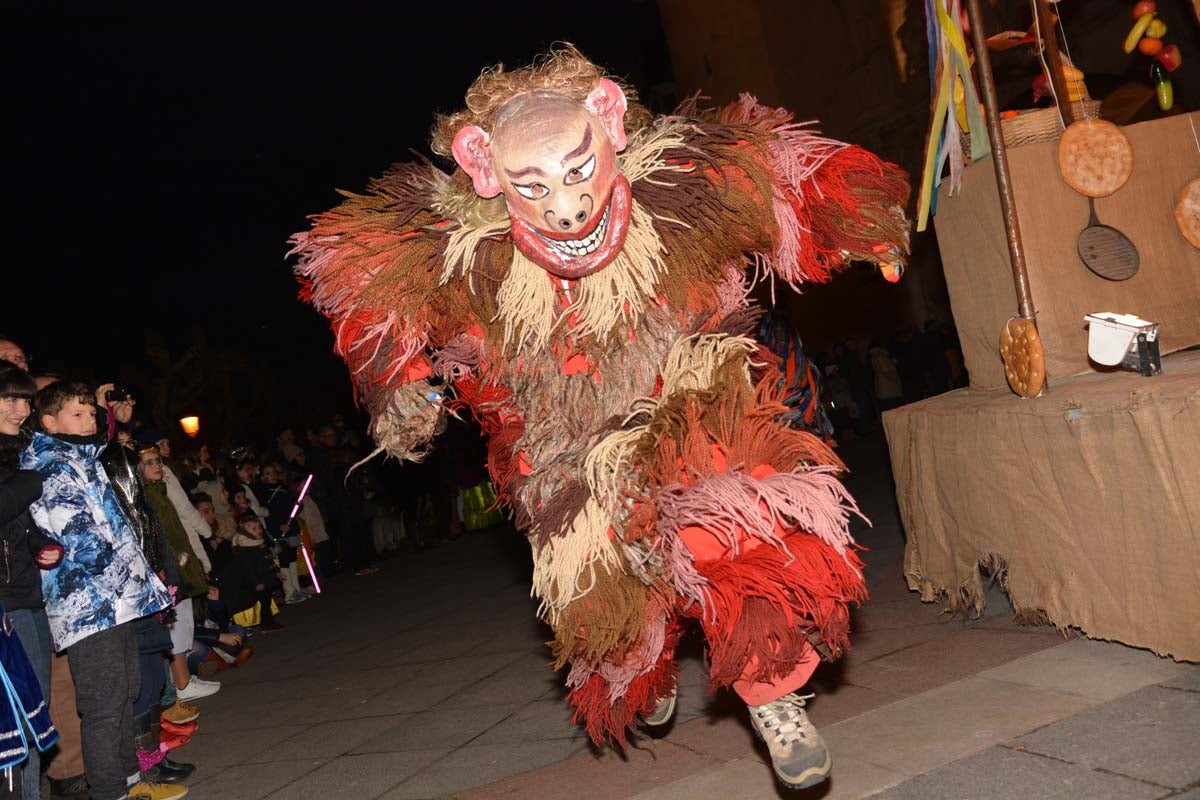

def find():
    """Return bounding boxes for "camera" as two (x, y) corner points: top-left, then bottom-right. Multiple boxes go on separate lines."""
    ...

(105, 387), (130, 402)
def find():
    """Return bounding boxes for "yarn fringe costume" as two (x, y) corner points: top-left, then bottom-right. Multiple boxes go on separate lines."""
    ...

(291, 47), (909, 748)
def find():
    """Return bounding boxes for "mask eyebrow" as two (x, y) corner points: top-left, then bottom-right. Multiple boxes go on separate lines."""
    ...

(504, 165), (546, 179)
(561, 126), (592, 166)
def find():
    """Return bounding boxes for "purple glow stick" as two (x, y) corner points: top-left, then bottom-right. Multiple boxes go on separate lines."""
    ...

(300, 540), (322, 595)
(288, 473), (322, 595)
(289, 473), (315, 522)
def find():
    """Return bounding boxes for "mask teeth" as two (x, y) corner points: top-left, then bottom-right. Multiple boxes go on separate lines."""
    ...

(541, 206), (610, 258)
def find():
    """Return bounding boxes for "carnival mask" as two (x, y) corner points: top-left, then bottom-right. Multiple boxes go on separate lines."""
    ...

(452, 80), (632, 280)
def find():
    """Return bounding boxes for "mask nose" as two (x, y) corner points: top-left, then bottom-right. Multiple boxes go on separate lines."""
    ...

(557, 210), (588, 231)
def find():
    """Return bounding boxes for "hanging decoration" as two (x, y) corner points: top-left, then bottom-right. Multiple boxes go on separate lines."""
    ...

(917, 0), (990, 232)
(1123, 1), (1184, 111)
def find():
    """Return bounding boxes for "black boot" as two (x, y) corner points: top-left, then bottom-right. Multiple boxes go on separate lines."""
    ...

(149, 757), (196, 782)
(47, 773), (89, 800)
(145, 703), (195, 781)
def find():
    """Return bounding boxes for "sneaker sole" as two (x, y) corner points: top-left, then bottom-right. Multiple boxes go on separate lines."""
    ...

(642, 693), (677, 727)
(749, 717), (832, 790)
(164, 707), (200, 724)
(773, 747), (831, 790)
(163, 713), (199, 725)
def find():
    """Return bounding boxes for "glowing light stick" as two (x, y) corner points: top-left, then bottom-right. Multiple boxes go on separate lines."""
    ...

(299, 541), (321, 595)
(289, 474), (314, 521)
(287, 474), (322, 595)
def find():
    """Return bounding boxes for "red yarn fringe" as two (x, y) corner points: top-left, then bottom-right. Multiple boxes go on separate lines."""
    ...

(567, 621), (683, 747)
(453, 375), (525, 504)
(684, 533), (867, 690)
(789, 145), (910, 283)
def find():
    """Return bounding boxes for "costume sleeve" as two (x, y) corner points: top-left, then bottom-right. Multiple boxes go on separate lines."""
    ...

(289, 162), (466, 461)
(720, 96), (911, 285)
(163, 465), (212, 572)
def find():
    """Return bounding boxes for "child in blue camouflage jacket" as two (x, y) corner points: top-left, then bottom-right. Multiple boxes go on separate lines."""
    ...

(21, 382), (171, 800)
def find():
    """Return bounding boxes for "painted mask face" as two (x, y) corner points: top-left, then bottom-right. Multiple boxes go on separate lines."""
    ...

(453, 81), (632, 280)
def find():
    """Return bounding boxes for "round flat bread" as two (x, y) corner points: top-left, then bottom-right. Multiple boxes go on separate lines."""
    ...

(999, 317), (1046, 398)
(1176, 178), (1200, 250)
(1057, 120), (1134, 198)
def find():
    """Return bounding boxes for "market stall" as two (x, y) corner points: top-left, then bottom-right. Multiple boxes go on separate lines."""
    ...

(885, 0), (1200, 660)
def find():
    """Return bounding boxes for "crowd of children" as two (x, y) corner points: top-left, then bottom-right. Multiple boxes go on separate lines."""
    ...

(0, 332), (497, 799)
(0, 339), (340, 800)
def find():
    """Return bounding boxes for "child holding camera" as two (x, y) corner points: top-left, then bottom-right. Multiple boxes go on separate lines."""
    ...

(22, 381), (174, 800)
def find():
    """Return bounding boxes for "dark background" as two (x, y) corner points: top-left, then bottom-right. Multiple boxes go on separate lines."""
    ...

(3, 3), (675, 441)
(4, 1), (1197, 443)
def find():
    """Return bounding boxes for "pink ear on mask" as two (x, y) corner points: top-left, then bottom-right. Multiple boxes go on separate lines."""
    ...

(451, 125), (502, 198)
(585, 79), (628, 150)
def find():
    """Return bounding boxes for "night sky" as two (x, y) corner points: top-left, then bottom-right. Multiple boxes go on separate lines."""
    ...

(5, 5), (674, 435)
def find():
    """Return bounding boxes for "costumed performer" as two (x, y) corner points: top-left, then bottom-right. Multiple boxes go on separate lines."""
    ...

(290, 45), (910, 791)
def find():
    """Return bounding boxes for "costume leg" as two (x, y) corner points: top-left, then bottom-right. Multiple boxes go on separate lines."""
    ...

(677, 515), (862, 696)
(733, 645), (821, 707)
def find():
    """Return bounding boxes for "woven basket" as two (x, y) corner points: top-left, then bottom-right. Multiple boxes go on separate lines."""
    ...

(1001, 100), (1102, 147)
(960, 100), (1102, 155)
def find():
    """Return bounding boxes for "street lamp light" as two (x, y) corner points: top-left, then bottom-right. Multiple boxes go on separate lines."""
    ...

(179, 416), (200, 437)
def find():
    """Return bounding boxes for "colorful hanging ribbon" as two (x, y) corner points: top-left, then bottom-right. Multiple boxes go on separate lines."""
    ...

(917, 0), (991, 232)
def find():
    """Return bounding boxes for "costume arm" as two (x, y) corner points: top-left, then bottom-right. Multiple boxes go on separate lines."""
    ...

(721, 96), (911, 285)
(290, 162), (464, 461)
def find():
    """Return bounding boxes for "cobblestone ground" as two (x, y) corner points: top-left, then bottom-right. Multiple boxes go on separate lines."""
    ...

(174, 434), (1199, 799)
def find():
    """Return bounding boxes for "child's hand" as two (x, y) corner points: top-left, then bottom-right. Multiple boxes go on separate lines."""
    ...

(35, 544), (64, 569)
(218, 632), (244, 647)
(254, 583), (265, 591)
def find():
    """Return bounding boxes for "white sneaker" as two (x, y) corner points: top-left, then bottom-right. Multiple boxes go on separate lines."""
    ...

(641, 688), (677, 727)
(176, 676), (221, 701)
(747, 692), (831, 789)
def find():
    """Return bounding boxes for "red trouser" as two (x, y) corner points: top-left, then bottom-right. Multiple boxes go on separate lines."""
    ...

(679, 506), (821, 706)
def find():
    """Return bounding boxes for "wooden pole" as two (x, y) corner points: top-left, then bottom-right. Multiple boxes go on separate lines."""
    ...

(1033, 0), (1076, 126)
(965, 0), (1037, 320)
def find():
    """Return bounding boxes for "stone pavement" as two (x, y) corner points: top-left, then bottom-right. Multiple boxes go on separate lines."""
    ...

(180, 434), (1200, 799)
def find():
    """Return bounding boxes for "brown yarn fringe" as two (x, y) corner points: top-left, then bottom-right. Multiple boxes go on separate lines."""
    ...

(628, 121), (777, 316)
(549, 566), (656, 670)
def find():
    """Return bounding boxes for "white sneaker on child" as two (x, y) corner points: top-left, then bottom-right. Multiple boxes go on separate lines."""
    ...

(176, 676), (221, 701)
